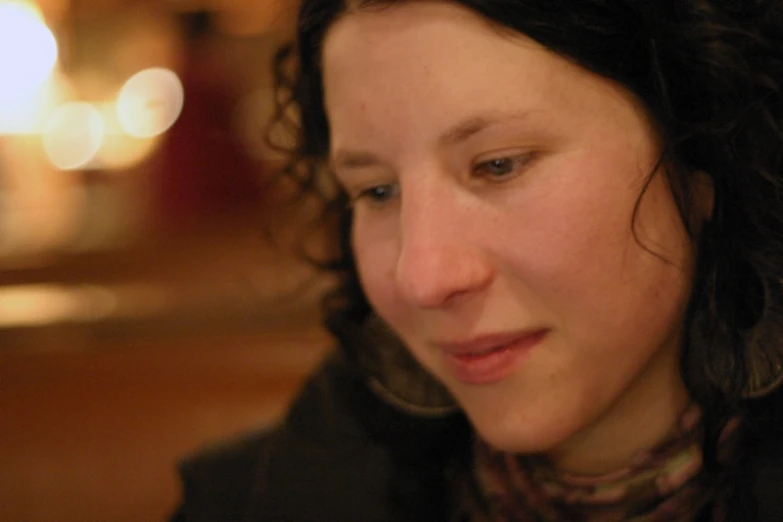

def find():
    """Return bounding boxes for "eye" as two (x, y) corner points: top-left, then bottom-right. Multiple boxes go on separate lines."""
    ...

(356, 182), (399, 205)
(472, 153), (534, 181)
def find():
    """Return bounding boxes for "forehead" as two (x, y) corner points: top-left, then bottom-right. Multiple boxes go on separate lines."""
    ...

(323, 4), (547, 131)
(324, 2), (532, 73)
(321, 2), (651, 156)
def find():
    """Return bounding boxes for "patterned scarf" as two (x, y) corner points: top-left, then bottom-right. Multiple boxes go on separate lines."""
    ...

(453, 405), (742, 521)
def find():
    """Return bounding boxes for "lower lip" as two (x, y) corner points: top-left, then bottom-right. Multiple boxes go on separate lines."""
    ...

(443, 331), (546, 385)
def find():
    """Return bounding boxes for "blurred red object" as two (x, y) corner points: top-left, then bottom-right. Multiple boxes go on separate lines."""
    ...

(153, 11), (264, 232)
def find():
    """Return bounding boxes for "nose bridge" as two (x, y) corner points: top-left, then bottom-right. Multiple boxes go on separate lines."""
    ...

(400, 174), (455, 246)
(395, 175), (491, 307)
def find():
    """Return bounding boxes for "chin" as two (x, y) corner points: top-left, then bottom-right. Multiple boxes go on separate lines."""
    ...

(466, 408), (574, 456)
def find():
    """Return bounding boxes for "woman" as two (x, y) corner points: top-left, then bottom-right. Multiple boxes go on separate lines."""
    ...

(172, 1), (783, 520)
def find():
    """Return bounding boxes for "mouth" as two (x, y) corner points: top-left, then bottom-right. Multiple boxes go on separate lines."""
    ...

(436, 330), (547, 385)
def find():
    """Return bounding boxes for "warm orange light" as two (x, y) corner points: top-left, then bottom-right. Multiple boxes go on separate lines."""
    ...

(95, 102), (159, 171)
(0, 284), (117, 328)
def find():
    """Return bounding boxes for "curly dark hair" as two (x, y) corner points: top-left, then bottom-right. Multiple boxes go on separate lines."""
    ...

(268, 0), (783, 510)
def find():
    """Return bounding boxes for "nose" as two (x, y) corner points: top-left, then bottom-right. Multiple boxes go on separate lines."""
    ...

(394, 180), (494, 309)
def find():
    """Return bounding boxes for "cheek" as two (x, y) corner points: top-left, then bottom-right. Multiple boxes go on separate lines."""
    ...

(500, 166), (634, 286)
(497, 158), (692, 326)
(352, 218), (401, 315)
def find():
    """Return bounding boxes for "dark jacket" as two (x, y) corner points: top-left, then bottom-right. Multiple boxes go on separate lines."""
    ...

(172, 353), (470, 522)
(171, 353), (783, 522)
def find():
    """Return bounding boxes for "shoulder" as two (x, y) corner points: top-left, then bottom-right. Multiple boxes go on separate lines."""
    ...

(172, 352), (470, 522)
(748, 437), (783, 522)
(173, 428), (279, 522)
(743, 387), (783, 521)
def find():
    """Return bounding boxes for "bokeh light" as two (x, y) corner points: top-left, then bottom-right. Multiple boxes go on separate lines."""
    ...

(116, 68), (184, 138)
(0, 1), (58, 134)
(43, 102), (105, 170)
(95, 102), (158, 171)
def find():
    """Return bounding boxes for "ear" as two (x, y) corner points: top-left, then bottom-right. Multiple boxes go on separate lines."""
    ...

(691, 170), (714, 231)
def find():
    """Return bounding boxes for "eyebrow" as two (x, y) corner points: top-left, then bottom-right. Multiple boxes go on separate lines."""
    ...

(330, 110), (534, 170)
(439, 111), (534, 147)
(330, 150), (382, 171)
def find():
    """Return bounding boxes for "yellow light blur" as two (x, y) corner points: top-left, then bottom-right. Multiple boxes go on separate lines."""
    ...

(0, 284), (117, 328)
(43, 102), (104, 171)
(0, 1), (58, 135)
(116, 68), (184, 138)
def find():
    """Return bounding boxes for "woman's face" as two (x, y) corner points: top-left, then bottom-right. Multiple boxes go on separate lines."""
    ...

(324, 2), (696, 471)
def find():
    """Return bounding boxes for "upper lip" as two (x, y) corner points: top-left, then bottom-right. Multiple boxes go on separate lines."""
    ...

(434, 329), (545, 356)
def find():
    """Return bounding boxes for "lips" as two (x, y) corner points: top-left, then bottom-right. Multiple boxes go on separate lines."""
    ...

(436, 330), (546, 385)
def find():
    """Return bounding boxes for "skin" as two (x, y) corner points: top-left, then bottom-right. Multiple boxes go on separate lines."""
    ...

(323, 2), (698, 475)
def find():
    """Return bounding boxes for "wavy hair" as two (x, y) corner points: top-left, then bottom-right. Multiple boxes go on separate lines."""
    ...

(268, 0), (783, 508)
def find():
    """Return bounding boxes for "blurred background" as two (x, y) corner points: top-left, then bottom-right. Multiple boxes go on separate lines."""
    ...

(0, 1), (334, 520)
